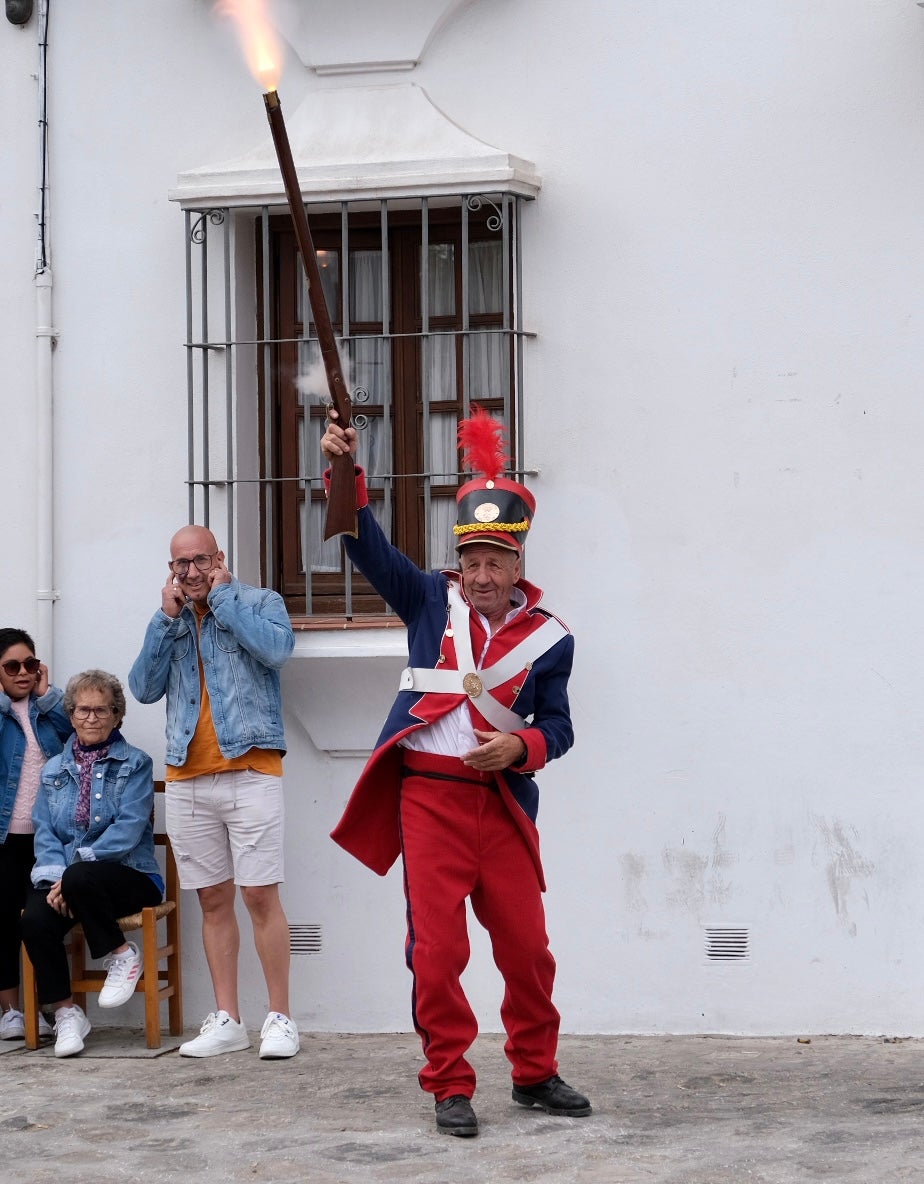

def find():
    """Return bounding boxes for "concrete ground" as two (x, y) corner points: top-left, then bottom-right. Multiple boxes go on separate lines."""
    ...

(2, 1027), (923, 1183)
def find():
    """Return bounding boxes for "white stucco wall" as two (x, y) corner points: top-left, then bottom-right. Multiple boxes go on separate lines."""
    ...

(3, 0), (924, 1037)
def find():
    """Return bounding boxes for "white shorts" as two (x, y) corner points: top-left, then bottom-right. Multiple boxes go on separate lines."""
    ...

(165, 769), (285, 890)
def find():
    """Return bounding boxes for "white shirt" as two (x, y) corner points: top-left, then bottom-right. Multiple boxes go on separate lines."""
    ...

(400, 588), (527, 758)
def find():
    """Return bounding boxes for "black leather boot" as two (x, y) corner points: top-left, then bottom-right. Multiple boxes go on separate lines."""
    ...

(512, 1075), (592, 1116)
(435, 1094), (479, 1137)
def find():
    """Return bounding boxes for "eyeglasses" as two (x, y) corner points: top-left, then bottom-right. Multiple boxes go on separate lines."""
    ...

(1, 657), (41, 677)
(71, 706), (116, 721)
(169, 552), (217, 577)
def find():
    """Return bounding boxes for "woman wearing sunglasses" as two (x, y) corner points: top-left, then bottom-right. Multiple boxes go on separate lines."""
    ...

(0, 628), (72, 1041)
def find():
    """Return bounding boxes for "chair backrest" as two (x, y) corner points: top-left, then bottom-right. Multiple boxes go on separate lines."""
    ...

(152, 780), (178, 901)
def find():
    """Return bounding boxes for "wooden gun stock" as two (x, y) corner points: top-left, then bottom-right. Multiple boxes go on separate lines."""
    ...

(264, 89), (358, 540)
(325, 453), (359, 540)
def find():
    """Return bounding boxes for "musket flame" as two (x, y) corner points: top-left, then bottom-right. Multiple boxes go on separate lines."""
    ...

(215, 0), (282, 92)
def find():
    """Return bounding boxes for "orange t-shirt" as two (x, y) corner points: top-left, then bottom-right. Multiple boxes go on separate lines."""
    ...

(166, 601), (283, 781)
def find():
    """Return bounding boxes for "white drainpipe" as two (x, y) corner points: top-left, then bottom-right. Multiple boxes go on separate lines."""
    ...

(34, 0), (57, 665)
(35, 266), (57, 665)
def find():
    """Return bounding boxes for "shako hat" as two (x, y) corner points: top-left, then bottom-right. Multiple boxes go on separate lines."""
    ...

(453, 406), (535, 553)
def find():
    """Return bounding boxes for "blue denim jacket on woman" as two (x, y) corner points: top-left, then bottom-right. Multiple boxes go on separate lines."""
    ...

(127, 577), (294, 767)
(0, 687), (72, 843)
(31, 734), (162, 890)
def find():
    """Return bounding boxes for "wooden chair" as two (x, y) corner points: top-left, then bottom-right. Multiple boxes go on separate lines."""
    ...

(22, 780), (183, 1049)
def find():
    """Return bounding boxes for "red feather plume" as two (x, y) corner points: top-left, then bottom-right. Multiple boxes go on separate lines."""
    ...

(458, 405), (509, 482)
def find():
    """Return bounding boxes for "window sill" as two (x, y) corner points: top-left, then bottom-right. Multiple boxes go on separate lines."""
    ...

(289, 614), (407, 659)
(283, 616), (407, 756)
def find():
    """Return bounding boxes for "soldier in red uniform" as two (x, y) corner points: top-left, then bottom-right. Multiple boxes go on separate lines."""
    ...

(322, 409), (591, 1138)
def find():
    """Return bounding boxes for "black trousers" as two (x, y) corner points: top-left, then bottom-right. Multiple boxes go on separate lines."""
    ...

(21, 861), (162, 1006)
(0, 833), (36, 992)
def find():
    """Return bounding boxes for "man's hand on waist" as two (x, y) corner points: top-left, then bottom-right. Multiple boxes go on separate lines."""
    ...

(463, 729), (528, 772)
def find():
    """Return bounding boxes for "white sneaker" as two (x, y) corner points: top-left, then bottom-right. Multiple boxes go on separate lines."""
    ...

(54, 1005), (91, 1058)
(0, 1008), (25, 1040)
(259, 1012), (300, 1059)
(179, 1010), (251, 1058)
(0, 1008), (55, 1040)
(99, 941), (143, 1008)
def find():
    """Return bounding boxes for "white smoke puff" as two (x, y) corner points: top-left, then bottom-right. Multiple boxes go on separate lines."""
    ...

(296, 348), (352, 404)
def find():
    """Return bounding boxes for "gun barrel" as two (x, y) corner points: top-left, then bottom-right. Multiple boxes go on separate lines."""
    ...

(264, 89), (357, 541)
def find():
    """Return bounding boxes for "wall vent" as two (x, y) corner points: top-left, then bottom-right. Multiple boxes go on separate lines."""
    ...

(705, 926), (750, 961)
(289, 923), (323, 955)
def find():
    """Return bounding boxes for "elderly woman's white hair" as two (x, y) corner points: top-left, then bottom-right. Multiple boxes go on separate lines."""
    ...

(63, 670), (126, 724)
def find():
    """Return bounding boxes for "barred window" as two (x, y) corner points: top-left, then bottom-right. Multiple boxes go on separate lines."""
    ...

(183, 194), (531, 620)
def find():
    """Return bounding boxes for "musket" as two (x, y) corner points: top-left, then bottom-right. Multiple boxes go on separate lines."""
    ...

(263, 89), (358, 540)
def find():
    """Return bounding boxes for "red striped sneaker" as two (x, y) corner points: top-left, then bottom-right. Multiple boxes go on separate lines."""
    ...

(99, 941), (143, 1008)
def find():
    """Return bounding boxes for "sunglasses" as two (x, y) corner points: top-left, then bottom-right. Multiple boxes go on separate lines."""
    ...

(1, 657), (41, 677)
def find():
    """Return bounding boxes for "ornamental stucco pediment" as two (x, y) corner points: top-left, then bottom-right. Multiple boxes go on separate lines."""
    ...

(169, 83), (540, 207)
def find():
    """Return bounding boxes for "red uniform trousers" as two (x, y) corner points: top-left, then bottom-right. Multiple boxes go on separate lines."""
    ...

(398, 752), (560, 1100)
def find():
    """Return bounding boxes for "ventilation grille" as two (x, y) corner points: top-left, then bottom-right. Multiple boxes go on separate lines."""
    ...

(289, 923), (322, 955)
(705, 926), (750, 961)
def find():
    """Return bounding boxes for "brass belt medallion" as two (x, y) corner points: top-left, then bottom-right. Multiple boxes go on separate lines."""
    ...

(462, 672), (483, 698)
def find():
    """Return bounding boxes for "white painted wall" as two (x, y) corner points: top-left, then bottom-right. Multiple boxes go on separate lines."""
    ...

(3, 0), (924, 1037)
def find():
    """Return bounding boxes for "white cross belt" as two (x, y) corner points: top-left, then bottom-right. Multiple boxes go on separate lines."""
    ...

(398, 586), (567, 734)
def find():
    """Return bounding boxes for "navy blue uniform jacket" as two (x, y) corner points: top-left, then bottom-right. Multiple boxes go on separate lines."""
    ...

(330, 478), (574, 890)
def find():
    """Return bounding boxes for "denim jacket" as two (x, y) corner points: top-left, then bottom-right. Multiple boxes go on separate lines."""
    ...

(128, 577), (294, 767)
(31, 734), (162, 889)
(0, 687), (72, 843)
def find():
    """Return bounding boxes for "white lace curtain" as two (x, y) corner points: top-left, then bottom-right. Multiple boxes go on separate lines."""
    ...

(302, 238), (507, 573)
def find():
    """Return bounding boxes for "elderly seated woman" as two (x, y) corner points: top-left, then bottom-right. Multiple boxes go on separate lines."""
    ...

(20, 669), (163, 1058)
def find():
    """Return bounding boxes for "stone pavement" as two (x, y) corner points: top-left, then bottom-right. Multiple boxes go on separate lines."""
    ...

(1, 1028), (923, 1183)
